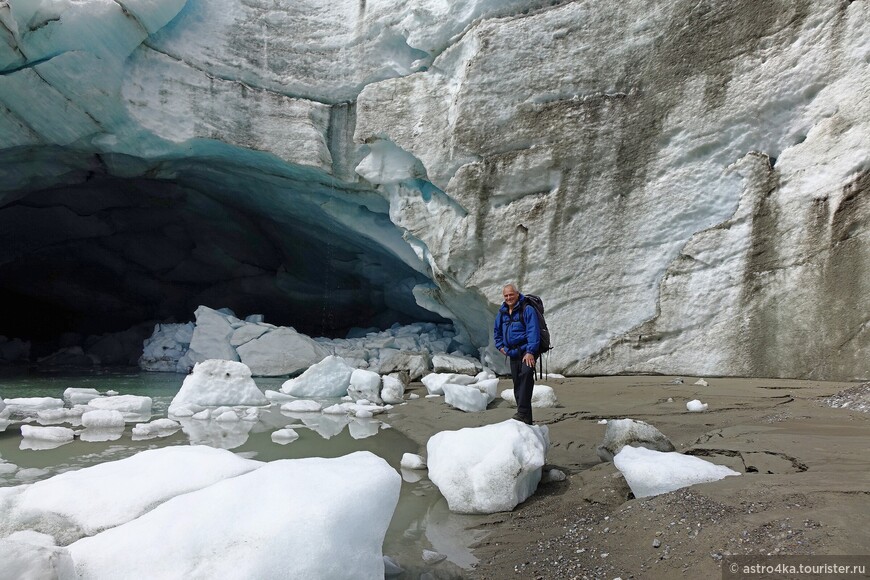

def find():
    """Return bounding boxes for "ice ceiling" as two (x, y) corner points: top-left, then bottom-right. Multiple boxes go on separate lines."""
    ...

(0, 144), (446, 344)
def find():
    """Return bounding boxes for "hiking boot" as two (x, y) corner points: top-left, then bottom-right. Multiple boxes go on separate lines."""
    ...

(511, 412), (533, 425)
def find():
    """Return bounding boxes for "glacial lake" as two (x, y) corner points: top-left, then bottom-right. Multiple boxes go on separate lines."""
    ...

(0, 368), (483, 576)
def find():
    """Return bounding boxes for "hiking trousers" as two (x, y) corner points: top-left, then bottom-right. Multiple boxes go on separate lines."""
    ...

(509, 356), (535, 421)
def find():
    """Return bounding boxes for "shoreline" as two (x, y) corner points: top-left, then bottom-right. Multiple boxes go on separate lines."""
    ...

(386, 375), (870, 578)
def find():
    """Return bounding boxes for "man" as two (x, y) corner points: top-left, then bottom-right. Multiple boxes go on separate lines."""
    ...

(493, 283), (540, 424)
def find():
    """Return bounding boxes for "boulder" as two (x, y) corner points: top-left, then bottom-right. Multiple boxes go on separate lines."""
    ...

(596, 418), (675, 462)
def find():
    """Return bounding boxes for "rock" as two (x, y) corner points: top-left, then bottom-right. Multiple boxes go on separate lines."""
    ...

(596, 418), (676, 462)
(431, 354), (481, 375)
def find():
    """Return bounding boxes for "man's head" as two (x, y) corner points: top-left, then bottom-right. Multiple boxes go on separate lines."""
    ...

(502, 284), (520, 308)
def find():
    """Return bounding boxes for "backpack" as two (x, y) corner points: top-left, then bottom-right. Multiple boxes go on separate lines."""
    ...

(521, 294), (552, 354)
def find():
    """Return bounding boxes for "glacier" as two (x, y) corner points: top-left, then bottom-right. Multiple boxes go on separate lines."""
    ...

(0, 0), (867, 380)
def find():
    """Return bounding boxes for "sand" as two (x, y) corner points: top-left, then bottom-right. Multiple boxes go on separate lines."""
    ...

(386, 375), (870, 579)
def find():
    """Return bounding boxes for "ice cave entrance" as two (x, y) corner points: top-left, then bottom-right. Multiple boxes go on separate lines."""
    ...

(0, 147), (446, 361)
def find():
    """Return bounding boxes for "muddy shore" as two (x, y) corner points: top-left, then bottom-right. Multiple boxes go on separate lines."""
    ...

(386, 376), (870, 579)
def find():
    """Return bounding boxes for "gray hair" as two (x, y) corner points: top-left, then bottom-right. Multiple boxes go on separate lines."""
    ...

(502, 283), (519, 293)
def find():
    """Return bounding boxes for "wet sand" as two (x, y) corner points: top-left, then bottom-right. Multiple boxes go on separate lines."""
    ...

(387, 376), (870, 579)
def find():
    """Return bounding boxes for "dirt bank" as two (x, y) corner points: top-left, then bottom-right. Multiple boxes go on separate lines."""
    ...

(386, 376), (870, 579)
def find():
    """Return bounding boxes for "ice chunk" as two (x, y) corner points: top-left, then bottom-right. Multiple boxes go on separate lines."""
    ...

(20, 425), (75, 443)
(131, 419), (181, 440)
(2, 446), (261, 541)
(237, 327), (330, 377)
(37, 406), (86, 426)
(499, 384), (558, 408)
(280, 400), (322, 413)
(271, 428), (299, 444)
(421, 373), (475, 395)
(67, 453), (400, 579)
(348, 368), (382, 403)
(0, 532), (75, 580)
(686, 399), (708, 412)
(427, 420), (549, 513)
(280, 355), (354, 398)
(400, 453), (426, 470)
(443, 383), (489, 412)
(380, 375), (405, 404)
(169, 359), (267, 414)
(88, 395), (152, 418)
(432, 354), (481, 375)
(81, 410), (125, 429)
(4, 398), (64, 415)
(63, 388), (102, 405)
(613, 446), (740, 498)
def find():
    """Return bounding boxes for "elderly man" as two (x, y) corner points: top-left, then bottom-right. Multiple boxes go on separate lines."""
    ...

(493, 284), (540, 424)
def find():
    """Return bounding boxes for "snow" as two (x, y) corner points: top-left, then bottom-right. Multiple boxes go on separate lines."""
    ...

(0, 531), (75, 580)
(67, 452), (401, 580)
(427, 420), (549, 514)
(280, 355), (355, 398)
(169, 359), (267, 414)
(613, 445), (740, 498)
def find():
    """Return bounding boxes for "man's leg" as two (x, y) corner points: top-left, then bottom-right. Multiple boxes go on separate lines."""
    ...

(512, 357), (535, 424)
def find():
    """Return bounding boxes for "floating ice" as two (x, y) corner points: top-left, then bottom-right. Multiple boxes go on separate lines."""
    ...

(169, 359), (267, 414)
(694, 379), (709, 387)
(81, 410), (125, 429)
(66, 453), (401, 579)
(400, 453), (426, 470)
(280, 400), (323, 413)
(20, 425), (75, 443)
(63, 388), (102, 405)
(686, 399), (708, 412)
(87, 395), (152, 419)
(280, 355), (355, 398)
(427, 420), (549, 513)
(613, 446), (740, 498)
(500, 385), (558, 408)
(271, 428), (299, 444)
(3, 398), (64, 416)
(131, 419), (181, 440)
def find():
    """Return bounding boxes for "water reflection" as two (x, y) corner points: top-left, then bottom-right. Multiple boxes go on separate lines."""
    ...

(177, 417), (256, 450)
(78, 427), (125, 443)
(20, 437), (74, 451)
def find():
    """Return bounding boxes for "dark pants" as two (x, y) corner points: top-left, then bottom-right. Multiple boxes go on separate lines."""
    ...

(510, 356), (535, 420)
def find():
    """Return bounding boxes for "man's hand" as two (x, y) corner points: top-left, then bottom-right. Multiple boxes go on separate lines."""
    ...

(499, 347), (506, 355)
(523, 353), (535, 367)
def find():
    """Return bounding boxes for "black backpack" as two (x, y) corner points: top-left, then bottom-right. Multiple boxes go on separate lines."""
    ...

(521, 294), (552, 354)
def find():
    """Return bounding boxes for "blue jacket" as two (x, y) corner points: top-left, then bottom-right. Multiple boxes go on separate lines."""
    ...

(493, 293), (541, 358)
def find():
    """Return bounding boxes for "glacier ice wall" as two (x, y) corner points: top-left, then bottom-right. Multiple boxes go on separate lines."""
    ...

(0, 0), (867, 379)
